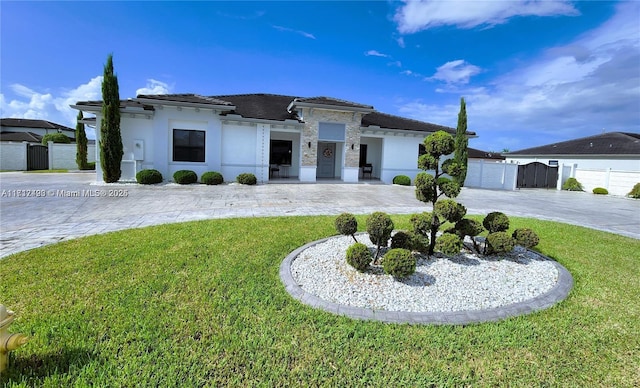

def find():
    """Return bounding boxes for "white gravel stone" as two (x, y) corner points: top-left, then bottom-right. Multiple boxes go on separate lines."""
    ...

(290, 234), (559, 313)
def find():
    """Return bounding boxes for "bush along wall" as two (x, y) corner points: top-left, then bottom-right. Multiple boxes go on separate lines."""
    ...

(628, 183), (640, 199)
(592, 187), (608, 195)
(236, 173), (257, 185)
(136, 169), (163, 184)
(201, 171), (224, 185)
(173, 170), (198, 184)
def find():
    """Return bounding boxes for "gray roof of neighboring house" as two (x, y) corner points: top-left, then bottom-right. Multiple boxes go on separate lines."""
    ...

(0, 118), (74, 132)
(0, 131), (42, 142)
(507, 132), (640, 156)
(468, 147), (505, 160)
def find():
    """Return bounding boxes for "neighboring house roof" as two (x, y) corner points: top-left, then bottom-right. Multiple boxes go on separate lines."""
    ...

(0, 131), (42, 142)
(0, 118), (74, 133)
(507, 132), (640, 156)
(468, 147), (505, 160)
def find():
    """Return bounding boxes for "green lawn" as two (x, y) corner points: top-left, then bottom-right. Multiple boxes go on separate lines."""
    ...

(1, 216), (638, 386)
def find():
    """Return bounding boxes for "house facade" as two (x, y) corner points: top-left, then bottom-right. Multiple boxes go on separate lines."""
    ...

(72, 93), (472, 184)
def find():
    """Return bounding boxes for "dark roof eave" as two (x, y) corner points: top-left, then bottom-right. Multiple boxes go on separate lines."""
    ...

(288, 100), (374, 114)
(135, 97), (235, 112)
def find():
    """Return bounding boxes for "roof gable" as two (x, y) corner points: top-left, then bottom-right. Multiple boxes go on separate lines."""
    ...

(508, 132), (640, 156)
(212, 93), (300, 122)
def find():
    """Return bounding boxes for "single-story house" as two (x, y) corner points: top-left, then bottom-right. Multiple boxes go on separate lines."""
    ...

(0, 118), (76, 142)
(468, 147), (505, 162)
(72, 93), (475, 184)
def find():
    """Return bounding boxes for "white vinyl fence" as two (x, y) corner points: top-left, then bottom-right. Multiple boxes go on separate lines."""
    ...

(571, 168), (639, 196)
(0, 141), (95, 171)
(465, 160), (518, 190)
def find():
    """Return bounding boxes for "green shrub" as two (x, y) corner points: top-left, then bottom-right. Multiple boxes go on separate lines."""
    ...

(512, 228), (540, 249)
(437, 177), (461, 198)
(201, 171), (223, 185)
(41, 132), (71, 145)
(237, 173), (257, 185)
(81, 162), (96, 171)
(628, 183), (640, 199)
(434, 199), (466, 223)
(173, 170), (197, 184)
(435, 233), (463, 256)
(382, 248), (416, 279)
(483, 212), (510, 233)
(562, 177), (583, 191)
(390, 231), (412, 249)
(392, 175), (411, 186)
(592, 187), (608, 195)
(136, 169), (163, 184)
(335, 213), (358, 242)
(409, 232), (430, 254)
(366, 212), (394, 261)
(410, 212), (438, 237)
(455, 218), (484, 252)
(486, 232), (515, 254)
(346, 243), (371, 271)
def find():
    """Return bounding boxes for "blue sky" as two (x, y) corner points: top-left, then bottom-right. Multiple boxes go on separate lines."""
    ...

(1, 1), (638, 151)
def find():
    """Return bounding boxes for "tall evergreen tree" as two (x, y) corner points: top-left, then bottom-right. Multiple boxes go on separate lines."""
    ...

(75, 111), (89, 170)
(100, 54), (123, 183)
(454, 97), (468, 186)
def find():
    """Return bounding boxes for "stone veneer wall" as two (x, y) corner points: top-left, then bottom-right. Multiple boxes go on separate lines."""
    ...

(299, 108), (364, 168)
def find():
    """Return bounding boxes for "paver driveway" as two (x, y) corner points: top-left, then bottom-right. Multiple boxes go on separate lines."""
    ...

(1, 171), (638, 258)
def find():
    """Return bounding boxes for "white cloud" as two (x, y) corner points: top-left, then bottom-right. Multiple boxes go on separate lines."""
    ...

(388, 60), (402, 67)
(396, 36), (405, 48)
(394, 0), (579, 33)
(427, 60), (482, 84)
(365, 50), (388, 57)
(396, 2), (640, 152)
(136, 79), (171, 96)
(272, 25), (316, 39)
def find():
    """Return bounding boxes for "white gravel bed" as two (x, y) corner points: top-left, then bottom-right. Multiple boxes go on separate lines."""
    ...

(290, 234), (559, 313)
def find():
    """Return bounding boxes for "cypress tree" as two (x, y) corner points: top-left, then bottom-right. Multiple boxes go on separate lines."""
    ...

(100, 53), (123, 183)
(75, 111), (89, 169)
(454, 97), (468, 186)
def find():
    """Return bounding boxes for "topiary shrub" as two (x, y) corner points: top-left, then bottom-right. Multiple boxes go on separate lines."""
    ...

(592, 187), (608, 195)
(435, 233), (463, 256)
(512, 228), (540, 249)
(628, 183), (640, 199)
(455, 218), (484, 252)
(237, 173), (257, 185)
(136, 169), (163, 184)
(486, 232), (515, 255)
(390, 231), (412, 249)
(173, 170), (197, 184)
(409, 232), (430, 254)
(392, 175), (411, 186)
(382, 248), (416, 279)
(410, 212), (438, 237)
(366, 212), (394, 262)
(483, 212), (510, 233)
(434, 199), (466, 223)
(335, 213), (358, 243)
(201, 171), (223, 185)
(41, 132), (71, 145)
(346, 243), (371, 271)
(562, 177), (583, 191)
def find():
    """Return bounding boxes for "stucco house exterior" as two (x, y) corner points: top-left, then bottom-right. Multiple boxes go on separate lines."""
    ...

(72, 93), (474, 184)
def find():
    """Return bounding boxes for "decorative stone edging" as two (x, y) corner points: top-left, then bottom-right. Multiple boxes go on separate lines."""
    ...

(279, 236), (574, 325)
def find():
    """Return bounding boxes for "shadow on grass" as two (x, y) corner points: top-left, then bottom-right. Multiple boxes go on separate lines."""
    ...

(3, 347), (100, 384)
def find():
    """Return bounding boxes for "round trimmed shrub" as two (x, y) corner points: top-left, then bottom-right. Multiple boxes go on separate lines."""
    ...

(628, 183), (640, 199)
(483, 212), (510, 233)
(409, 232), (430, 254)
(434, 199), (466, 223)
(455, 218), (484, 238)
(382, 248), (416, 279)
(410, 212), (438, 236)
(136, 169), (163, 184)
(173, 170), (197, 184)
(435, 233), (463, 256)
(390, 231), (412, 249)
(366, 212), (394, 248)
(335, 213), (357, 237)
(201, 171), (223, 185)
(392, 175), (411, 186)
(41, 132), (71, 145)
(562, 177), (583, 191)
(486, 232), (515, 254)
(346, 243), (371, 271)
(423, 130), (455, 158)
(512, 228), (540, 248)
(414, 172), (436, 203)
(236, 173), (257, 185)
(437, 177), (461, 198)
(592, 187), (608, 195)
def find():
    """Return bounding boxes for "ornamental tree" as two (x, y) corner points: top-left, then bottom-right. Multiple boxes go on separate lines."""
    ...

(414, 130), (467, 255)
(76, 110), (89, 170)
(453, 97), (468, 187)
(100, 53), (123, 183)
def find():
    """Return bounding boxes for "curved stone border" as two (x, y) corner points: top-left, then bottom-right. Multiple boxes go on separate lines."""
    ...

(279, 236), (574, 325)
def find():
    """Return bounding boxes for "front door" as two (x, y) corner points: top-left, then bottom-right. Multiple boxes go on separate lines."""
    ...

(317, 142), (335, 178)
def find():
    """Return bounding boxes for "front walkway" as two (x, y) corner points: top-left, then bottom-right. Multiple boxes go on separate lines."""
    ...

(1, 172), (638, 258)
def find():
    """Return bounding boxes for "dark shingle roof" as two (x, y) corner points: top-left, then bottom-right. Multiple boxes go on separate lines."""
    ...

(361, 111), (463, 135)
(0, 131), (42, 142)
(468, 147), (505, 160)
(0, 118), (74, 132)
(212, 94), (300, 121)
(508, 132), (640, 156)
(137, 94), (233, 106)
(292, 96), (374, 110)
(74, 99), (155, 111)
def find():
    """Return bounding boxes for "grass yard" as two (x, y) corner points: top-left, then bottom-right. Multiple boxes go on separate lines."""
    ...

(1, 216), (638, 386)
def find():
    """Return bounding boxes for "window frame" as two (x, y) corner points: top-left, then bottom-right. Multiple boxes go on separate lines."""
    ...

(172, 128), (206, 163)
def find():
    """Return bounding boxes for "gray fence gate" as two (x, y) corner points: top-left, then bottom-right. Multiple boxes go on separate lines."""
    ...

(27, 144), (48, 170)
(517, 162), (558, 188)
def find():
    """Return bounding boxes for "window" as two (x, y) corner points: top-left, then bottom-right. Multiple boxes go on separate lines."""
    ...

(318, 122), (346, 141)
(419, 144), (426, 157)
(548, 160), (559, 166)
(173, 129), (205, 162)
(270, 140), (292, 165)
